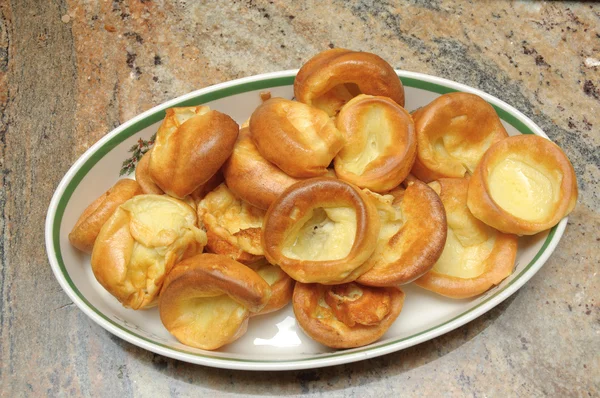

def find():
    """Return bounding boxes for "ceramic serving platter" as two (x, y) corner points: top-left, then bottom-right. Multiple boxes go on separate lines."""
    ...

(45, 70), (566, 371)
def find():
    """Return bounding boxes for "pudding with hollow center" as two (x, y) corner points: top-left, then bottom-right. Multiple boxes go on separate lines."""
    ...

(262, 178), (380, 284)
(468, 134), (577, 235)
(334, 94), (417, 192)
(410, 92), (508, 182)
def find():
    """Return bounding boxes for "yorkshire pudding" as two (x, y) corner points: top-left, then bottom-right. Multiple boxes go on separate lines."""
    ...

(334, 94), (416, 192)
(197, 183), (266, 264)
(149, 106), (238, 198)
(91, 194), (207, 309)
(294, 48), (405, 116)
(415, 178), (518, 299)
(262, 178), (380, 284)
(159, 253), (271, 350)
(222, 126), (302, 210)
(135, 150), (164, 195)
(411, 92), (508, 182)
(247, 259), (295, 316)
(249, 98), (345, 178)
(293, 282), (404, 348)
(357, 180), (447, 286)
(69, 179), (143, 253)
(467, 135), (578, 235)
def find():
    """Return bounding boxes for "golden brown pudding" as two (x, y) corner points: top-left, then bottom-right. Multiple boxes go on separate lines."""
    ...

(262, 178), (380, 284)
(357, 181), (447, 286)
(293, 282), (404, 348)
(467, 134), (578, 235)
(411, 92), (508, 182)
(159, 253), (271, 350)
(334, 94), (416, 192)
(148, 106), (238, 198)
(249, 98), (345, 178)
(294, 48), (405, 116)
(91, 194), (207, 309)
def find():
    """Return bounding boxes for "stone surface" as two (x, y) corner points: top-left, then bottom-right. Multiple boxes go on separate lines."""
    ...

(1, 0), (599, 397)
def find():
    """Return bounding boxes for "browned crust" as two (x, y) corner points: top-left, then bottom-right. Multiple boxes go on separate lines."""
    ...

(292, 282), (404, 348)
(334, 95), (417, 192)
(467, 134), (578, 235)
(249, 98), (345, 178)
(135, 150), (164, 195)
(149, 108), (239, 198)
(222, 127), (301, 210)
(357, 180), (447, 286)
(159, 253), (272, 350)
(68, 179), (143, 253)
(414, 178), (519, 299)
(411, 92), (508, 182)
(294, 48), (405, 116)
(262, 177), (380, 284)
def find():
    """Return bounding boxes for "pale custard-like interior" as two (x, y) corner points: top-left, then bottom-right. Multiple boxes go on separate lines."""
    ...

(121, 196), (206, 293)
(255, 264), (283, 286)
(342, 106), (393, 175)
(488, 158), (558, 222)
(432, 228), (495, 278)
(282, 207), (357, 261)
(171, 294), (248, 348)
(199, 185), (264, 235)
(124, 196), (199, 247)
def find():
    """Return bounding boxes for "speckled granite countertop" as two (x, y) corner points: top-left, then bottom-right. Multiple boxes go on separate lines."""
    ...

(1, 1), (598, 396)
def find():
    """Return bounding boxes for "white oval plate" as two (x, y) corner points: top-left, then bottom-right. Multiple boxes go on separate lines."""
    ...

(45, 70), (566, 371)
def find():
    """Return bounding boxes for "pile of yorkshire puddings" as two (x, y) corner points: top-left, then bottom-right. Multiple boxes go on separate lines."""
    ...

(68, 49), (578, 350)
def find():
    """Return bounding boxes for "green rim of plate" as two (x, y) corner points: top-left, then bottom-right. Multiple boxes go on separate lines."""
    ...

(51, 74), (552, 364)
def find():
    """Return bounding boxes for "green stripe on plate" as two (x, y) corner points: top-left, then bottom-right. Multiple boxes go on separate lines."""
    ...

(51, 74), (551, 363)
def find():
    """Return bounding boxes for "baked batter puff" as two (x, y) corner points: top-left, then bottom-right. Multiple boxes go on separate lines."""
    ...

(91, 194), (207, 309)
(222, 126), (302, 210)
(415, 178), (518, 299)
(334, 94), (417, 192)
(249, 98), (345, 178)
(148, 106), (238, 198)
(159, 254), (271, 350)
(197, 183), (266, 264)
(294, 48), (405, 117)
(411, 92), (508, 182)
(467, 135), (578, 235)
(69, 179), (143, 253)
(293, 282), (404, 348)
(262, 178), (380, 284)
(357, 181), (447, 286)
